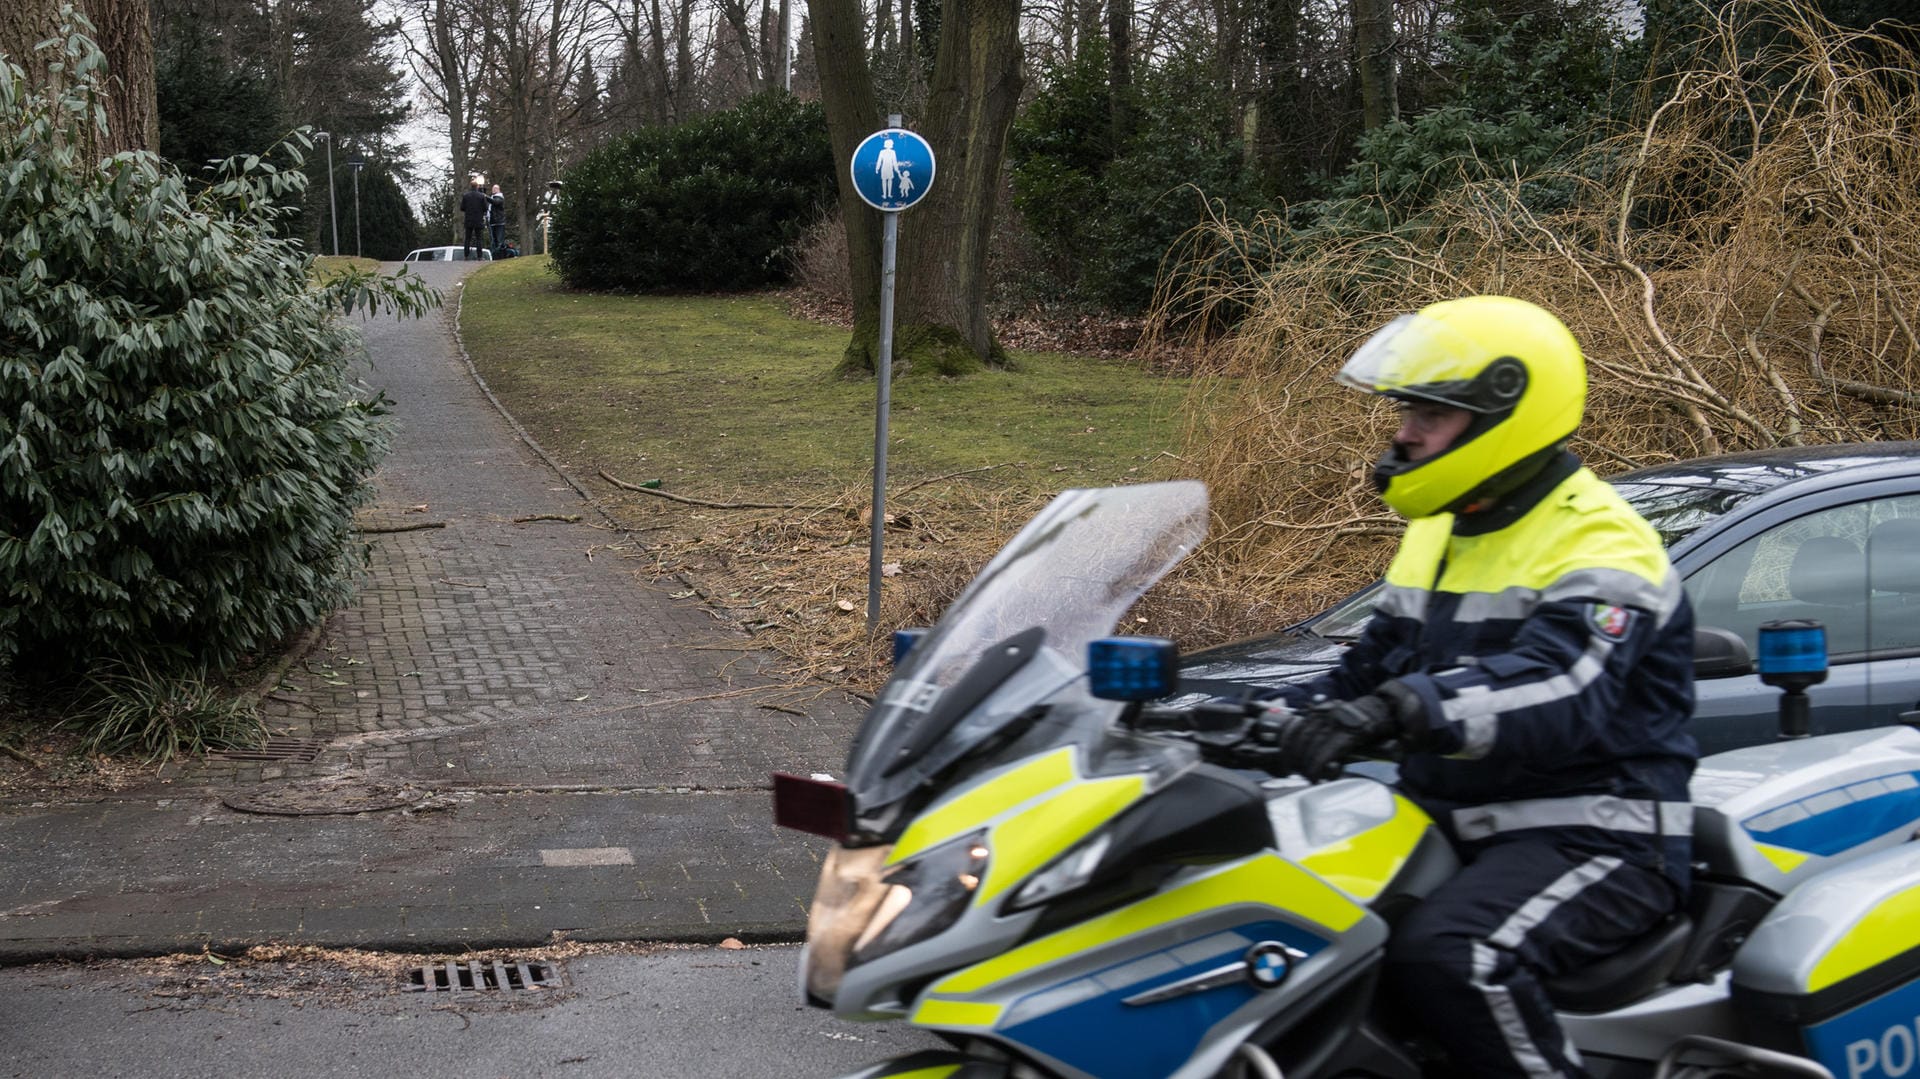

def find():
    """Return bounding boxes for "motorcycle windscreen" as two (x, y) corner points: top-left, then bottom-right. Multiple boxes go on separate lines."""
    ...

(843, 481), (1209, 813)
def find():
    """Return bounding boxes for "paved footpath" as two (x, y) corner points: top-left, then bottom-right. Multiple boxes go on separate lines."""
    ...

(0, 262), (865, 963)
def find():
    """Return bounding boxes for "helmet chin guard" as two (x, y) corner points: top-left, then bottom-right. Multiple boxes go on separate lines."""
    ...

(1340, 296), (1586, 519)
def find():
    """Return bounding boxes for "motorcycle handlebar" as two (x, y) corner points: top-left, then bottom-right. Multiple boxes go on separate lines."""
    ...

(1129, 699), (1261, 734)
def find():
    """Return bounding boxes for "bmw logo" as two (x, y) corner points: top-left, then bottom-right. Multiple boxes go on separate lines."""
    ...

(1243, 941), (1293, 989)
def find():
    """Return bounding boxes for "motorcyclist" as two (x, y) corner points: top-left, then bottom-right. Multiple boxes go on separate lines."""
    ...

(1260, 295), (1698, 1078)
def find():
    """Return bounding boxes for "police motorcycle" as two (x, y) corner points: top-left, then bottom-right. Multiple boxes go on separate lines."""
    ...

(774, 480), (1920, 1079)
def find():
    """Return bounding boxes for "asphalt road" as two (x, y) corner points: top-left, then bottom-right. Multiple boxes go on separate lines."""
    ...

(0, 943), (944, 1078)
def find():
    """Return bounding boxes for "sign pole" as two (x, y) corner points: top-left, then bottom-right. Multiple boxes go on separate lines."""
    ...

(868, 201), (900, 633)
(849, 114), (936, 635)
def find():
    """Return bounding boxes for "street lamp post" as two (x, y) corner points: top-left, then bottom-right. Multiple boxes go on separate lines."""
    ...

(315, 131), (339, 256)
(539, 180), (563, 255)
(348, 158), (366, 258)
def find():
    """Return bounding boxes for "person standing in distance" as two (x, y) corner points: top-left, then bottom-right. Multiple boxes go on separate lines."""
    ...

(1259, 295), (1698, 1078)
(488, 183), (506, 253)
(460, 178), (490, 260)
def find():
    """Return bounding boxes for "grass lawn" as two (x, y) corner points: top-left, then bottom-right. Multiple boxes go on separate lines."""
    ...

(452, 256), (1199, 683)
(457, 257), (1188, 501)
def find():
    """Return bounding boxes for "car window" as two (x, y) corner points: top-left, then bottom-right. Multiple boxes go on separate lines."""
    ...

(1611, 481), (1759, 547)
(1687, 494), (1920, 660)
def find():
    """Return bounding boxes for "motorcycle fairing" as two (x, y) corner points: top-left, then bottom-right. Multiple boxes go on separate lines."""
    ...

(1692, 727), (1920, 894)
(904, 853), (1379, 1079)
(1730, 841), (1920, 1076)
(1271, 781), (1441, 903)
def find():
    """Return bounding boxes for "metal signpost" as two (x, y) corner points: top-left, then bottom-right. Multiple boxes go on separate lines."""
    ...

(849, 117), (936, 632)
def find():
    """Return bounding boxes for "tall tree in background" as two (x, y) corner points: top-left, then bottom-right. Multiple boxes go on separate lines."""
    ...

(155, 14), (286, 174)
(1352, 0), (1397, 129)
(816, 0), (1024, 374)
(1, 0), (159, 154)
(398, 0), (491, 234)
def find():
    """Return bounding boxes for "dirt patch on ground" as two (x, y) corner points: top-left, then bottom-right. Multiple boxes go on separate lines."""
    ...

(0, 710), (160, 799)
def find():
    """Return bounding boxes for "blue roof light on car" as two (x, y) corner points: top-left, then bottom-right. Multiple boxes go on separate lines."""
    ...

(1758, 620), (1827, 740)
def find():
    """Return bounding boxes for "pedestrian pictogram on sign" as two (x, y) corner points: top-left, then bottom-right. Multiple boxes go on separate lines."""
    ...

(851, 128), (936, 212)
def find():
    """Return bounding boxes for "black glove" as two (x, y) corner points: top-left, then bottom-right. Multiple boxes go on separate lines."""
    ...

(1275, 684), (1417, 779)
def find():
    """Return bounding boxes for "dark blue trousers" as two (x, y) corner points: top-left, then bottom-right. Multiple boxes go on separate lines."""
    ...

(1384, 834), (1680, 1078)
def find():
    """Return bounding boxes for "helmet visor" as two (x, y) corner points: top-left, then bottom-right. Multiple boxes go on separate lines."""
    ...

(1336, 313), (1508, 413)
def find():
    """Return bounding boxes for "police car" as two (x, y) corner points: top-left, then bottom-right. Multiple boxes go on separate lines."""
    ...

(1180, 441), (1920, 754)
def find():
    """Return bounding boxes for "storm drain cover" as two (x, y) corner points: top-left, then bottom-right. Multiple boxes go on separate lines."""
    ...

(407, 960), (558, 993)
(210, 738), (327, 763)
(221, 778), (425, 816)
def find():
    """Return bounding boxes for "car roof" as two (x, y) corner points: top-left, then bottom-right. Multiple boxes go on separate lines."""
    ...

(1612, 440), (1920, 497)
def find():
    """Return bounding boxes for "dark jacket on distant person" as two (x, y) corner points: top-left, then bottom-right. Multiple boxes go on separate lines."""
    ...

(460, 188), (491, 226)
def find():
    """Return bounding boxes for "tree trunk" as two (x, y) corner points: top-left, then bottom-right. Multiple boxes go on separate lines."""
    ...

(1352, 0), (1397, 130)
(1, 0), (158, 155)
(673, 0), (694, 114)
(1252, 0), (1302, 195)
(1107, 0), (1131, 141)
(891, 0), (1022, 374)
(809, 0), (885, 370)
(815, 0), (1020, 377)
(775, 0), (791, 89)
(646, 0), (675, 122)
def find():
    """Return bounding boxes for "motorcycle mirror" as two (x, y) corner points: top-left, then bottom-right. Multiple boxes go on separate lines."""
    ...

(1088, 637), (1177, 701)
(771, 772), (851, 841)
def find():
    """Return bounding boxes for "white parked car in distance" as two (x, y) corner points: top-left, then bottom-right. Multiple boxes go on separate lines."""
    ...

(401, 246), (492, 262)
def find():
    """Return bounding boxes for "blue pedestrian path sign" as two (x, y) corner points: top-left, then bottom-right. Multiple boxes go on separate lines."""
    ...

(851, 128), (935, 212)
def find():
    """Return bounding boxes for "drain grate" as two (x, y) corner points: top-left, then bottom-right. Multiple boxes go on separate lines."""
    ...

(406, 959), (557, 993)
(211, 738), (326, 763)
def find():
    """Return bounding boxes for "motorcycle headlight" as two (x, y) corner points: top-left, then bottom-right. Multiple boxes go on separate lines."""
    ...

(851, 831), (991, 965)
(802, 833), (991, 1005)
(1008, 830), (1112, 911)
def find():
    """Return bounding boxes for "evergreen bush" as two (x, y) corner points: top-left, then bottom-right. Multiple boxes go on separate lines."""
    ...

(0, 25), (439, 680)
(1010, 46), (1254, 313)
(550, 92), (835, 292)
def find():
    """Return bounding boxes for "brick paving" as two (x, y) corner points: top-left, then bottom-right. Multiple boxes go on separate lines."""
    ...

(0, 262), (862, 961)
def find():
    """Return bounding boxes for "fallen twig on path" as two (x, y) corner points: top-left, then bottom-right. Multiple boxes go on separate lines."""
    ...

(896, 464), (1012, 495)
(599, 470), (836, 510)
(1, 743), (40, 768)
(355, 521), (448, 533)
(513, 513), (583, 524)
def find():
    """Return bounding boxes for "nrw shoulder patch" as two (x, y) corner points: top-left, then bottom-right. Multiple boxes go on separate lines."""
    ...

(1589, 604), (1634, 640)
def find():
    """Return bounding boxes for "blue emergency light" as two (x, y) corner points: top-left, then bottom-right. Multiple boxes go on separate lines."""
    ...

(1757, 620), (1826, 740)
(1757, 620), (1828, 683)
(892, 628), (928, 666)
(1087, 637), (1177, 701)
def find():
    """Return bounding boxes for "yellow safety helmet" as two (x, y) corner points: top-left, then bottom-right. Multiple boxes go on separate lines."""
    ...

(1338, 295), (1586, 519)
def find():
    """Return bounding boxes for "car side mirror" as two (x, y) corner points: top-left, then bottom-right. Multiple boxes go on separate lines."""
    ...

(1693, 626), (1754, 678)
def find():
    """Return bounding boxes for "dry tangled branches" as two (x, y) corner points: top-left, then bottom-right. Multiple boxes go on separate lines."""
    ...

(1150, 0), (1920, 623)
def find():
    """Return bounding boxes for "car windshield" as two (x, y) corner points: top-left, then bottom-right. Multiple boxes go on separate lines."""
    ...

(843, 482), (1208, 811)
(1308, 478), (1760, 639)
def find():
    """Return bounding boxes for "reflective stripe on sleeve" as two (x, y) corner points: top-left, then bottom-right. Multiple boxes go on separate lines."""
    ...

(1375, 583), (1429, 622)
(1443, 639), (1614, 758)
(1451, 796), (1693, 842)
(1541, 567), (1683, 625)
(1454, 586), (1541, 625)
